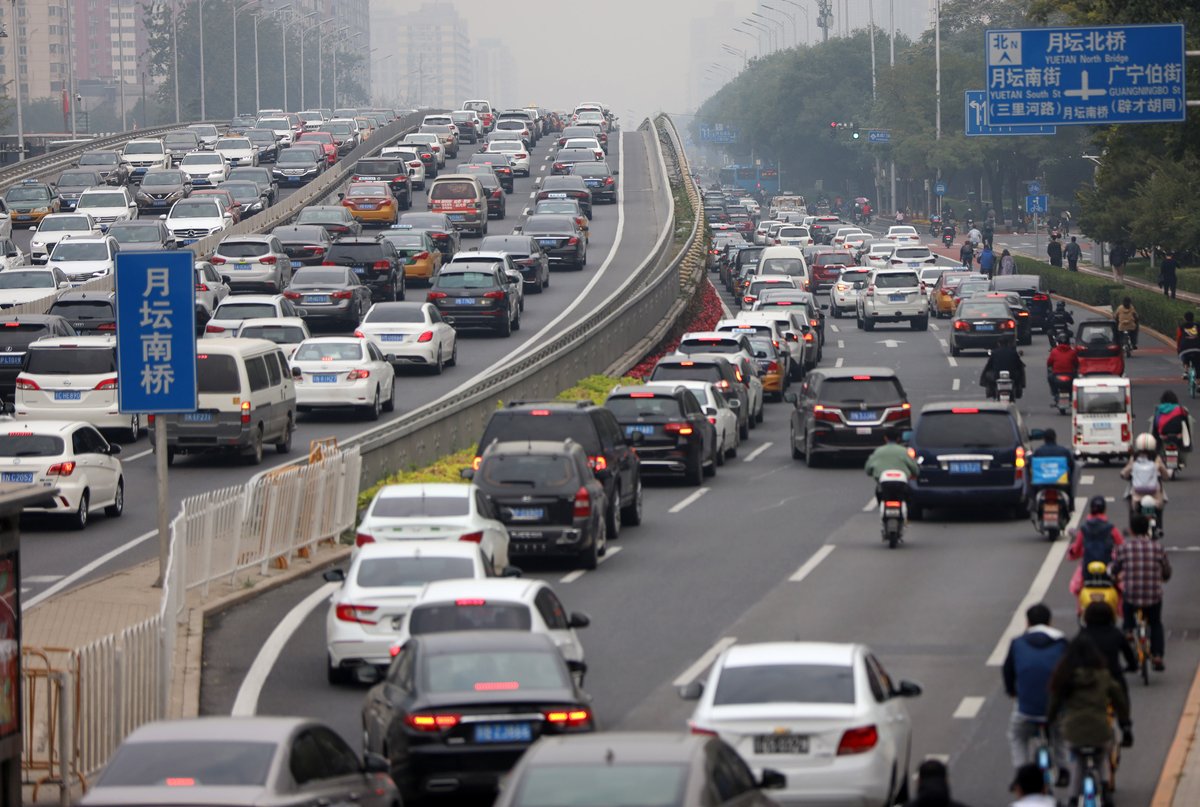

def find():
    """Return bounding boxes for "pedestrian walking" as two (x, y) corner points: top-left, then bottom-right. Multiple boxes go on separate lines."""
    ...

(1161, 250), (1179, 299)
(1109, 243), (1127, 283)
(999, 248), (1016, 276)
(979, 245), (997, 278)
(1047, 237), (1063, 268)
(1064, 237), (1082, 272)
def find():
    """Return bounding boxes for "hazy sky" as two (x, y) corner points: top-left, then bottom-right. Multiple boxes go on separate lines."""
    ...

(387, 0), (935, 123)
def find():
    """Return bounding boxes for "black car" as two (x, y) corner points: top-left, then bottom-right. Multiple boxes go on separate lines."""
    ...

(242, 129), (280, 164)
(572, 161), (617, 204)
(605, 384), (716, 484)
(351, 157), (413, 210)
(474, 401), (643, 539)
(518, 214), (585, 270)
(785, 368), (911, 465)
(227, 166), (278, 205)
(75, 150), (129, 186)
(991, 274), (1051, 332)
(725, 245), (764, 291)
(362, 631), (595, 803)
(133, 168), (191, 213)
(325, 236), (405, 302)
(949, 299), (1018, 355)
(55, 169), (104, 211)
(809, 216), (842, 244)
(218, 179), (271, 218)
(0, 314), (76, 399)
(537, 176), (592, 219)
(106, 220), (177, 251)
(648, 356), (750, 438)
(283, 265), (372, 326)
(466, 154), (514, 192)
(294, 205), (363, 238)
(397, 213), (460, 258)
(272, 146), (325, 186)
(161, 129), (202, 164)
(427, 263), (519, 336)
(550, 148), (598, 176)
(46, 291), (117, 335)
(967, 290), (1033, 345)
(472, 171), (507, 219)
(271, 224), (334, 267)
(469, 439), (609, 568)
(479, 235), (550, 293)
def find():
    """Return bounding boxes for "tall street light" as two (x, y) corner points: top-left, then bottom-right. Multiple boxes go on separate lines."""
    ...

(742, 18), (774, 53)
(721, 43), (746, 69)
(371, 53), (393, 106)
(232, 0), (261, 117)
(319, 23), (347, 109)
(776, 0), (810, 44)
(733, 27), (762, 58)
(748, 14), (779, 52)
(267, 3), (291, 110)
(117, 0), (128, 128)
(2, 2), (22, 161)
(170, 0), (180, 121)
(283, 10), (317, 112)
(300, 16), (334, 110)
(198, 0), (206, 118)
(761, 5), (797, 48)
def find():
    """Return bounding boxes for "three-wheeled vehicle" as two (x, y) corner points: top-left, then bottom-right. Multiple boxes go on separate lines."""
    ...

(1073, 376), (1133, 463)
(1075, 320), (1126, 377)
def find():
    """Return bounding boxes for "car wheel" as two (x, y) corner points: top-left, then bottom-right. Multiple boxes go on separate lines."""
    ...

(431, 349), (444, 375)
(496, 312), (512, 337)
(396, 274), (405, 301)
(950, 343), (960, 356)
(512, 308), (521, 331)
(69, 490), (89, 531)
(579, 523), (601, 570)
(127, 414), (141, 442)
(275, 417), (293, 453)
(104, 477), (124, 518)
(716, 438), (726, 465)
(863, 317), (876, 331)
(363, 389), (382, 421)
(327, 654), (351, 686)
(686, 450), (704, 485)
(856, 311), (865, 330)
(911, 316), (928, 331)
(739, 417), (749, 440)
(830, 302), (840, 318)
(620, 477), (643, 526)
(382, 383), (396, 412)
(703, 442), (718, 477)
(804, 431), (822, 467)
(246, 427), (264, 465)
(606, 487), (621, 540)
(447, 340), (458, 366)
(791, 426), (804, 460)
(755, 403), (764, 424)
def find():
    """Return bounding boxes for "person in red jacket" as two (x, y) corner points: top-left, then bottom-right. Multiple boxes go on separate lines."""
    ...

(1046, 336), (1080, 405)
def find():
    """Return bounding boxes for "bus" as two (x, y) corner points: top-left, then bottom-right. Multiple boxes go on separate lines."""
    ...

(718, 164), (780, 196)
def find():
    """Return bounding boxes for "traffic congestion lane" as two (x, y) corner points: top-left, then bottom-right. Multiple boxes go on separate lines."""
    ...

(19, 129), (661, 606)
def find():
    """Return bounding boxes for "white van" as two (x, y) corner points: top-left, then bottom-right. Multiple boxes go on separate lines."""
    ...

(1072, 377), (1133, 463)
(150, 339), (296, 465)
(754, 246), (811, 291)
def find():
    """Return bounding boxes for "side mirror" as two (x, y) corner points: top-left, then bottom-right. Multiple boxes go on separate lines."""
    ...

(626, 430), (644, 445)
(57, 281), (70, 289)
(783, 391), (798, 404)
(758, 769), (788, 790)
(727, 398), (741, 409)
(322, 568), (346, 583)
(221, 275), (232, 285)
(460, 467), (475, 480)
(362, 751), (389, 774)
(159, 214), (167, 220)
(894, 679), (923, 698)
(337, 192), (345, 200)
(567, 611), (590, 629)
(294, 308), (308, 317)
(501, 565), (522, 577)
(703, 405), (717, 416)
(679, 680), (704, 700)
(107, 443), (122, 456)
(784, 332), (799, 343)
(290, 366), (302, 379)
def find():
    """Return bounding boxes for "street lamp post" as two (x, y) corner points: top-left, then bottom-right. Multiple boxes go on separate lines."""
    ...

(232, 1), (261, 118)
(198, 0), (206, 119)
(776, 0), (810, 44)
(4, 1), (22, 161)
(761, 5), (797, 48)
(252, 11), (261, 113)
(733, 27), (762, 58)
(750, 14), (781, 51)
(320, 23), (347, 109)
(66, 0), (76, 138)
(721, 44), (747, 69)
(371, 53), (393, 106)
(289, 10), (318, 111)
(742, 18), (774, 53)
(171, 0), (180, 121)
(117, 0), (128, 129)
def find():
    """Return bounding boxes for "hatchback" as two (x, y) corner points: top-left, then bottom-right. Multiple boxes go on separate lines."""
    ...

(786, 368), (911, 465)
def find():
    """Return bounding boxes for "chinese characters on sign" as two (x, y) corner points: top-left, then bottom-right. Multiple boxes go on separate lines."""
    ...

(139, 267), (176, 398)
(985, 25), (1186, 126)
(699, 124), (740, 144)
(964, 91), (1057, 136)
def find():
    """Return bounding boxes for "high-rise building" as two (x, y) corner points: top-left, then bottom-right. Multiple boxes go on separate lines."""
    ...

(1, 0), (71, 100)
(370, 1), (471, 109)
(473, 38), (514, 108)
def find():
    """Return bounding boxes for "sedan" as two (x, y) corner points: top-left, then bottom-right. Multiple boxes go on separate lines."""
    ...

(218, 180), (270, 218)
(226, 166), (278, 204)
(340, 182), (399, 228)
(396, 213), (460, 258)
(272, 147), (325, 186)
(537, 176), (592, 219)
(572, 161), (617, 204)
(213, 136), (258, 167)
(291, 337), (396, 420)
(75, 150), (129, 186)
(283, 266), (373, 327)
(682, 642), (921, 807)
(105, 220), (176, 251)
(356, 301), (457, 373)
(295, 205), (363, 238)
(29, 213), (99, 264)
(355, 482), (510, 563)
(479, 234), (550, 293)
(296, 131), (338, 165)
(271, 224), (335, 268)
(518, 214), (586, 270)
(466, 154), (514, 192)
(0, 267), (71, 308)
(550, 148), (600, 175)
(178, 151), (228, 187)
(949, 299), (1019, 355)
(133, 168), (191, 214)
(234, 317), (310, 360)
(55, 169), (105, 211)
(78, 717), (397, 807)
(533, 199), (589, 241)
(379, 229), (443, 286)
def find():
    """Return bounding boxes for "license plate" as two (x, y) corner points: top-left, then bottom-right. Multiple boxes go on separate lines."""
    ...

(474, 722), (532, 744)
(856, 427), (872, 435)
(235, 263), (254, 270)
(184, 412), (213, 422)
(625, 424), (655, 436)
(181, 239), (197, 246)
(909, 262), (922, 268)
(1043, 503), (1059, 521)
(312, 374), (337, 383)
(358, 176), (379, 181)
(548, 192), (567, 198)
(382, 334), (405, 342)
(538, 239), (557, 247)
(1, 472), (33, 484)
(753, 734), (808, 754)
(509, 507), (545, 521)
(304, 295), (329, 304)
(585, 180), (601, 187)
(848, 411), (876, 422)
(949, 461), (982, 474)
(15, 215), (30, 222)
(975, 323), (995, 331)
(53, 391), (81, 401)
(0, 356), (21, 365)
(447, 213), (465, 221)
(455, 298), (474, 305)
(291, 260), (303, 268)
(889, 294), (907, 302)
(1092, 422), (1113, 431)
(352, 266), (366, 275)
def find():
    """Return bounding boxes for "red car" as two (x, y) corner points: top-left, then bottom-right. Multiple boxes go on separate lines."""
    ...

(297, 132), (338, 165)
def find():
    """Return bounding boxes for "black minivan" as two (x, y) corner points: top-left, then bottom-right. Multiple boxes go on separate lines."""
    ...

(351, 158), (413, 210)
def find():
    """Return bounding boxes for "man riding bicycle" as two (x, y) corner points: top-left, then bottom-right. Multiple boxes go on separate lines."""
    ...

(1113, 512), (1171, 672)
(1175, 311), (1200, 379)
(1002, 603), (1069, 786)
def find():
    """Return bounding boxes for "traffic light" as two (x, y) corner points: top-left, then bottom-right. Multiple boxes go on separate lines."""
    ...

(851, 125), (861, 140)
(829, 121), (858, 139)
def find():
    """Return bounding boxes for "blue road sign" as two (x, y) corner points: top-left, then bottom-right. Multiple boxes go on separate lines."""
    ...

(934, 182), (947, 197)
(985, 24), (1186, 126)
(1027, 180), (1042, 195)
(1026, 195), (1048, 214)
(699, 124), (739, 145)
(964, 90), (1057, 136)
(867, 129), (891, 143)
(115, 251), (197, 414)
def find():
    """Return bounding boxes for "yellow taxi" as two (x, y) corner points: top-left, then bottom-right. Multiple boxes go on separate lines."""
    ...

(5, 179), (60, 226)
(381, 227), (442, 284)
(340, 182), (398, 227)
(928, 270), (976, 318)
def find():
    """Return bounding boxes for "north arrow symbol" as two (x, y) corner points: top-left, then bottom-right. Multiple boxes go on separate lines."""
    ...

(876, 339), (906, 348)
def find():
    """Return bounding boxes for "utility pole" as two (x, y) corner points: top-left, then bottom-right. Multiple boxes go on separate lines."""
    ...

(117, 0), (128, 129)
(198, 0), (206, 118)
(934, 0), (942, 216)
(816, 0), (831, 44)
(252, 12), (260, 113)
(66, 0), (76, 139)
(172, 0), (180, 121)
(889, 0), (896, 216)
(8, 0), (23, 161)
(869, 0), (880, 212)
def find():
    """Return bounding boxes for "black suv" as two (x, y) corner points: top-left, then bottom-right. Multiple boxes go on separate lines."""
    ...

(605, 384), (716, 485)
(0, 314), (76, 399)
(468, 439), (609, 569)
(427, 263), (519, 336)
(907, 401), (1031, 519)
(351, 157), (413, 210)
(785, 368), (910, 466)
(990, 274), (1051, 333)
(46, 291), (117, 335)
(325, 236), (405, 302)
(648, 355), (750, 438)
(536, 176), (592, 219)
(474, 401), (643, 540)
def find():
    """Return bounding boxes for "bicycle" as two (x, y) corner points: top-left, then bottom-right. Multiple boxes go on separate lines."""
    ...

(1074, 741), (1120, 807)
(1028, 721), (1057, 793)
(1120, 330), (1134, 357)
(1132, 607), (1152, 686)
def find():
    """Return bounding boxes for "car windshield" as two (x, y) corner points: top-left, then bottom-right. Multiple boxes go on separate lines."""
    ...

(479, 454), (577, 489)
(237, 325), (306, 344)
(142, 172), (184, 187)
(605, 395), (683, 419)
(216, 139), (252, 151)
(0, 272), (54, 289)
(109, 226), (162, 243)
(348, 184), (388, 198)
(759, 258), (805, 277)
(213, 303), (276, 321)
(49, 242), (108, 261)
(258, 118), (288, 129)
(0, 433), (64, 457)
(171, 201), (220, 218)
(163, 134), (198, 147)
(77, 193), (126, 208)
(1077, 387), (1126, 414)
(714, 663), (856, 705)
(434, 272), (496, 289)
(356, 557), (476, 589)
(78, 153), (117, 166)
(57, 171), (97, 186)
(25, 347), (115, 374)
(97, 741), (277, 787)
(123, 142), (163, 155)
(511, 765), (688, 807)
(916, 411), (1017, 449)
(820, 377), (903, 405)
(649, 364), (721, 384)
(182, 154), (222, 167)
(38, 218), (90, 232)
(277, 151), (314, 165)
(48, 300), (111, 319)
(421, 649), (565, 694)
(364, 305), (424, 323)
(895, 247), (932, 259)
(325, 123), (352, 136)
(874, 272), (919, 289)
(0, 322), (52, 346)
(293, 342), (364, 362)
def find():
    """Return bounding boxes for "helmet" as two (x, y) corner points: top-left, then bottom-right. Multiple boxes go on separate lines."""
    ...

(1140, 494), (1158, 511)
(1088, 495), (1107, 515)
(1133, 433), (1158, 453)
(1055, 301), (1068, 311)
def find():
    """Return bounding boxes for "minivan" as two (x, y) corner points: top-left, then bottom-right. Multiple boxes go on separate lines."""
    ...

(427, 175), (487, 237)
(149, 339), (296, 465)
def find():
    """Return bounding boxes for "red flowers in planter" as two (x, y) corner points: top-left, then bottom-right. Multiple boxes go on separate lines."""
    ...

(627, 279), (725, 379)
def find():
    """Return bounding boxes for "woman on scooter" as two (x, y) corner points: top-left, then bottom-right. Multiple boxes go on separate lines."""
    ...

(1046, 336), (1079, 407)
(1121, 433), (1168, 529)
(1150, 391), (1192, 470)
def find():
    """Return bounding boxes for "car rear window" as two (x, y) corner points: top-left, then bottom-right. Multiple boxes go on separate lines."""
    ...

(0, 322), (52, 346)
(434, 272), (497, 290)
(820, 377), (904, 405)
(759, 258), (805, 277)
(958, 303), (1010, 319)
(355, 557), (476, 588)
(678, 338), (741, 355)
(0, 434), (63, 457)
(895, 248), (932, 259)
(480, 454), (578, 489)
(214, 303), (276, 321)
(371, 495), (468, 518)
(47, 301), (112, 319)
(25, 347), (114, 375)
(409, 604), (533, 636)
(713, 663), (856, 705)
(431, 181), (476, 200)
(98, 740), (276, 787)
(1077, 387), (1126, 414)
(326, 244), (384, 262)
(915, 411), (1017, 449)
(512, 765), (687, 807)
(606, 395), (683, 419)
(421, 649), (566, 694)
(293, 342), (363, 362)
(874, 272), (919, 288)
(238, 324), (307, 344)
(481, 413), (601, 455)
(355, 160), (402, 176)
(196, 353), (241, 393)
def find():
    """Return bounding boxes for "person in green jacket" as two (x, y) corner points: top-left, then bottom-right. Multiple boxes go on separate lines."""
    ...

(865, 429), (919, 503)
(1046, 635), (1132, 801)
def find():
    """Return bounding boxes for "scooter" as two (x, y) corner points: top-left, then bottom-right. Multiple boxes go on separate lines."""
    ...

(1050, 373), (1074, 414)
(1162, 439), (1183, 480)
(941, 228), (955, 249)
(876, 470), (909, 549)
(928, 215), (942, 237)
(995, 370), (1015, 403)
(1031, 485), (1070, 540)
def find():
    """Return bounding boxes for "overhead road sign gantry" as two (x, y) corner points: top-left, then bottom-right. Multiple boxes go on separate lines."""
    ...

(985, 24), (1186, 126)
(699, 124), (740, 144)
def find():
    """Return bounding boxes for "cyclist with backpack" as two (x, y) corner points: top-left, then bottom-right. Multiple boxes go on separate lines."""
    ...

(1121, 433), (1168, 530)
(1066, 496), (1124, 602)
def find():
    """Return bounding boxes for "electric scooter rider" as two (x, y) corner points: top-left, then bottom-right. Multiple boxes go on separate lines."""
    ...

(1150, 390), (1192, 471)
(1121, 433), (1168, 529)
(1028, 428), (1077, 515)
(865, 428), (920, 504)
(981, 335), (1026, 400)
(1046, 335), (1079, 406)
(1048, 301), (1075, 346)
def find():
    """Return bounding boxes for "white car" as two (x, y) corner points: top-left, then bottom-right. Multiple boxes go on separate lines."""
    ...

(29, 213), (99, 264)
(886, 225), (921, 245)
(297, 110), (326, 132)
(235, 317), (310, 359)
(380, 147), (427, 189)
(203, 294), (305, 337)
(323, 541), (496, 683)
(919, 267), (949, 300)
(355, 482), (511, 569)
(682, 642), (920, 807)
(386, 578), (589, 680)
(401, 134), (444, 167)
(737, 309), (810, 379)
(831, 226), (865, 249)
(492, 119), (532, 146)
(890, 245), (938, 270)
(290, 337), (396, 418)
(860, 242), (896, 270)
(213, 137), (258, 168)
(0, 267), (71, 307)
(74, 188), (139, 227)
(120, 139), (170, 179)
(193, 260), (232, 318)
(187, 123), (221, 148)
(256, 116), (294, 146)
(210, 234), (292, 293)
(14, 335), (144, 439)
(856, 268), (927, 331)
(829, 267), (872, 318)
(0, 236), (24, 271)
(46, 235), (118, 285)
(0, 420), (125, 530)
(560, 137), (604, 159)
(179, 151), (229, 187)
(776, 225), (813, 248)
(486, 140), (531, 176)
(753, 221), (782, 246)
(165, 198), (233, 246)
(355, 301), (457, 373)
(742, 275), (799, 310)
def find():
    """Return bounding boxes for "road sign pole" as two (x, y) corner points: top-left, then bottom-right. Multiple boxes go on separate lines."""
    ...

(155, 417), (169, 588)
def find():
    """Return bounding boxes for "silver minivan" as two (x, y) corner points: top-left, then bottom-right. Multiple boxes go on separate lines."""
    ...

(150, 339), (296, 465)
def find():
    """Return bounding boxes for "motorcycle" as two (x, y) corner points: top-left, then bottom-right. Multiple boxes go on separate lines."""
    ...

(941, 227), (955, 249)
(1032, 485), (1070, 540)
(876, 470), (909, 549)
(1134, 493), (1164, 539)
(928, 215), (942, 237)
(1162, 438), (1183, 480)
(1050, 372), (1074, 415)
(995, 370), (1015, 403)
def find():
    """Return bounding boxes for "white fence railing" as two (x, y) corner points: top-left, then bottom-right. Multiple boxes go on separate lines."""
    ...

(22, 446), (361, 799)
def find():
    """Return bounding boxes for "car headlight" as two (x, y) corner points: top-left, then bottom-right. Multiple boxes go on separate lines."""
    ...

(32, 207), (49, 214)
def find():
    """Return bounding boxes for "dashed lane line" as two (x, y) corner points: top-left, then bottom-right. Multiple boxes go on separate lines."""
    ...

(953, 696), (986, 719)
(743, 442), (773, 462)
(789, 544), (835, 583)
(669, 487), (710, 514)
(672, 637), (737, 687)
(560, 546), (623, 583)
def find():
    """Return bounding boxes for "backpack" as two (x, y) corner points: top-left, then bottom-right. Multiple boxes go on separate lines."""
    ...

(1080, 519), (1115, 568)
(1131, 457), (1159, 495)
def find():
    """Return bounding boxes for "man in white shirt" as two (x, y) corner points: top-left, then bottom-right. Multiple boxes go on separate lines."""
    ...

(1010, 763), (1056, 807)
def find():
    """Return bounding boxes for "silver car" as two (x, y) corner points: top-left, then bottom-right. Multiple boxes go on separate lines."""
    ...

(212, 235), (292, 293)
(79, 716), (399, 807)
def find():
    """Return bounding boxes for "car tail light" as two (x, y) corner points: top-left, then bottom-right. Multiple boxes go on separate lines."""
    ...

(767, 361), (780, 372)
(331, 290), (353, 299)
(195, 283), (209, 292)
(492, 188), (502, 198)
(1002, 319), (1015, 330)
(416, 331), (434, 343)
(283, 291), (302, 300)
(421, 152), (432, 160)
(406, 713), (460, 731)
(322, 260), (336, 266)
(94, 377), (117, 391)
(707, 416), (717, 424)
(837, 725), (879, 755)
(516, 153), (527, 159)
(813, 404), (841, 423)
(664, 422), (694, 436)
(566, 236), (580, 246)
(373, 260), (390, 271)
(953, 320), (969, 330)
(347, 369), (370, 380)
(335, 603), (378, 624)
(97, 322), (116, 331)
(483, 290), (505, 299)
(689, 724), (718, 737)
(427, 291), (447, 301)
(573, 486), (591, 518)
(885, 403), (912, 421)
(47, 461), (76, 476)
(259, 255), (276, 265)
(544, 709), (591, 727)
(589, 455), (608, 472)
(240, 400), (251, 424)
(553, 163), (566, 171)
(1032, 293), (1049, 301)
(1121, 422), (1130, 442)
(743, 296), (754, 304)
(355, 532), (374, 547)
(604, 177), (614, 185)
(804, 332), (814, 343)
(209, 256), (226, 265)
(409, 161), (422, 168)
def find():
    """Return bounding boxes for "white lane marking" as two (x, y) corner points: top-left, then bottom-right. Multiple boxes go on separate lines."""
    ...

(835, 357), (844, 367)
(23, 529), (157, 612)
(947, 356), (959, 367)
(985, 497), (1080, 666)
(925, 754), (951, 764)
(953, 696), (986, 719)
(830, 324), (840, 333)
(930, 322), (940, 331)
(952, 378), (961, 391)
(22, 575), (63, 584)
(938, 338), (948, 348)
(837, 339), (845, 349)
(1081, 474), (1095, 485)
(560, 545), (622, 583)
(862, 496), (877, 512)
(1165, 546), (1200, 552)
(522, 207), (530, 216)
(125, 448), (153, 461)
(231, 582), (338, 716)
(743, 442), (773, 462)
(789, 544), (835, 582)
(528, 192), (536, 199)
(669, 487), (710, 513)
(672, 637), (737, 687)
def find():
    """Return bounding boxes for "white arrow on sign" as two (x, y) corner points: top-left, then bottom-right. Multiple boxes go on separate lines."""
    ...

(876, 339), (906, 348)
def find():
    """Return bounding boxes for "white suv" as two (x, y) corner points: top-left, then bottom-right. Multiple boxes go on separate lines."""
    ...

(47, 234), (119, 285)
(120, 139), (170, 181)
(856, 268), (928, 331)
(30, 213), (99, 264)
(211, 235), (292, 293)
